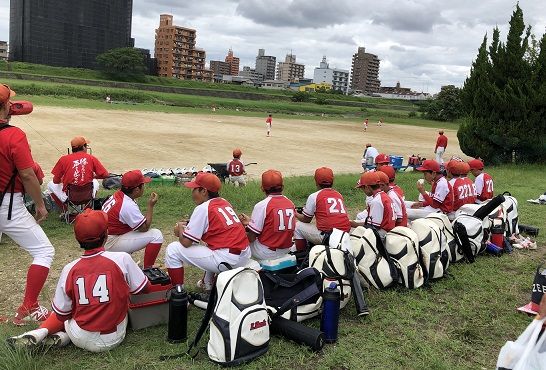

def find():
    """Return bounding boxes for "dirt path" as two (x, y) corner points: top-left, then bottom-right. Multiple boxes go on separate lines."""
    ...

(11, 106), (465, 180)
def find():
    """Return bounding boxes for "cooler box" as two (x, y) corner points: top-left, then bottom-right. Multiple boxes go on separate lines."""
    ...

(389, 155), (403, 169)
(128, 268), (172, 330)
(260, 254), (297, 271)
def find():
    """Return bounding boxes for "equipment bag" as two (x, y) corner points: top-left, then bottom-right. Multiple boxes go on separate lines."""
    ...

(260, 267), (323, 322)
(188, 267), (269, 366)
(452, 214), (485, 263)
(502, 192), (520, 236)
(349, 226), (399, 289)
(426, 213), (462, 263)
(385, 227), (425, 289)
(410, 218), (449, 281)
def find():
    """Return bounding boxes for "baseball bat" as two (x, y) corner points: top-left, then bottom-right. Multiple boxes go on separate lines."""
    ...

(472, 194), (505, 220)
(270, 316), (324, 351)
(350, 271), (369, 316)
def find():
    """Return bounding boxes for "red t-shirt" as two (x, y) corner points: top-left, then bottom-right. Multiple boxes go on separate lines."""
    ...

(435, 134), (448, 150)
(450, 177), (477, 211)
(248, 194), (296, 250)
(0, 125), (35, 193)
(33, 162), (44, 184)
(302, 188), (351, 232)
(183, 198), (249, 251)
(51, 152), (109, 191)
(227, 159), (245, 176)
(266, 117), (272, 124)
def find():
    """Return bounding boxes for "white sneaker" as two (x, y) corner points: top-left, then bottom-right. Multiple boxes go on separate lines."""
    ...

(196, 279), (213, 291)
(6, 328), (48, 349)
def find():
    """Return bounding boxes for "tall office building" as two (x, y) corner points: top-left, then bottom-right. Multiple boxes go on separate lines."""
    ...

(276, 53), (305, 82)
(225, 48), (240, 76)
(9, 0), (134, 68)
(154, 14), (212, 81)
(0, 41), (8, 61)
(350, 47), (380, 93)
(255, 49), (276, 81)
(313, 56), (350, 93)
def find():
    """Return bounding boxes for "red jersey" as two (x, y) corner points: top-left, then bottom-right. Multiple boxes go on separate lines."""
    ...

(52, 248), (147, 333)
(391, 184), (405, 200)
(266, 117), (272, 124)
(0, 125), (35, 193)
(435, 134), (448, 151)
(227, 159), (245, 176)
(450, 177), (477, 211)
(366, 190), (396, 231)
(387, 187), (407, 227)
(183, 197), (249, 251)
(475, 172), (494, 201)
(102, 190), (146, 235)
(302, 188), (351, 232)
(427, 176), (453, 213)
(51, 151), (109, 191)
(248, 194), (296, 250)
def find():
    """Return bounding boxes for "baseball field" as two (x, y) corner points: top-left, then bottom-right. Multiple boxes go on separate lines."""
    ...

(1, 104), (545, 370)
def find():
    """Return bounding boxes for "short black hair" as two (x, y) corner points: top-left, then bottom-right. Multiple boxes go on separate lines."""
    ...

(78, 235), (106, 250)
(72, 145), (86, 153)
(265, 186), (283, 195)
(318, 183), (332, 189)
(370, 184), (381, 190)
(121, 183), (143, 195)
(207, 190), (219, 199)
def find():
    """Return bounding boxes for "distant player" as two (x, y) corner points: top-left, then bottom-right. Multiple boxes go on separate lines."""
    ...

(7, 209), (150, 352)
(102, 170), (163, 269)
(362, 143), (379, 170)
(468, 158), (494, 203)
(227, 148), (246, 187)
(266, 114), (273, 137)
(435, 130), (448, 164)
(165, 173), (250, 291)
(294, 167), (350, 251)
(363, 118), (369, 131)
(239, 170), (296, 261)
(377, 118), (383, 127)
(48, 136), (109, 211)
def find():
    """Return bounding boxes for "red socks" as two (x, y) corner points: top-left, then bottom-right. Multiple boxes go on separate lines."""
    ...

(295, 239), (307, 252)
(143, 243), (162, 269)
(167, 267), (184, 286)
(22, 264), (49, 310)
(39, 312), (65, 333)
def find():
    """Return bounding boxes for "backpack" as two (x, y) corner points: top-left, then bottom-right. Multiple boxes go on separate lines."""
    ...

(452, 214), (485, 263)
(189, 267), (269, 366)
(426, 213), (462, 263)
(502, 192), (519, 236)
(385, 227), (425, 289)
(350, 226), (399, 289)
(410, 218), (449, 280)
(260, 267), (323, 322)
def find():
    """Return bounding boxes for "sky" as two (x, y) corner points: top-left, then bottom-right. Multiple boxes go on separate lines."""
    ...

(1, 1), (545, 93)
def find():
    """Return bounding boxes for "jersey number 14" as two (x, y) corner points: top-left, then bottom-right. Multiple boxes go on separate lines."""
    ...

(75, 274), (110, 305)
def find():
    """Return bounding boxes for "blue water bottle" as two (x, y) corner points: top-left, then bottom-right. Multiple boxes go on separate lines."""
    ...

(320, 281), (341, 343)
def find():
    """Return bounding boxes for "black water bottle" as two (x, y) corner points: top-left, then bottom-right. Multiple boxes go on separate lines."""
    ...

(167, 285), (188, 343)
(320, 282), (341, 343)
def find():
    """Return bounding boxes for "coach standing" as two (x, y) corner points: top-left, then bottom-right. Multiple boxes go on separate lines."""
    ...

(435, 130), (448, 164)
(0, 84), (54, 325)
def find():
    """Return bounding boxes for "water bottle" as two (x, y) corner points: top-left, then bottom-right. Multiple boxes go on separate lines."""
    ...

(167, 285), (188, 343)
(320, 281), (341, 343)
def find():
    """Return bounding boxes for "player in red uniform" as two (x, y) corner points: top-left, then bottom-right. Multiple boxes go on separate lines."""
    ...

(435, 130), (448, 164)
(378, 166), (407, 227)
(374, 153), (391, 171)
(102, 170), (163, 269)
(48, 136), (109, 211)
(266, 114), (273, 137)
(226, 148), (246, 187)
(239, 170), (296, 260)
(8, 209), (149, 352)
(165, 173), (250, 291)
(294, 167), (350, 251)
(447, 161), (476, 216)
(1, 84), (54, 325)
(406, 159), (454, 220)
(468, 159), (494, 203)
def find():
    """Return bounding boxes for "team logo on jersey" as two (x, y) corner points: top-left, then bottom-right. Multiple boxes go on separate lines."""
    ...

(250, 319), (267, 330)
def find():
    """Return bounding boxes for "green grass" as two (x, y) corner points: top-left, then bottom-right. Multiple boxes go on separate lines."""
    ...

(0, 165), (545, 369)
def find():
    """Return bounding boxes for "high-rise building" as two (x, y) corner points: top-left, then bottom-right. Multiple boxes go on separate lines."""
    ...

(255, 49), (276, 81)
(9, 0), (134, 68)
(154, 14), (212, 82)
(225, 48), (240, 76)
(350, 47), (380, 93)
(313, 56), (350, 94)
(239, 66), (263, 83)
(0, 41), (8, 61)
(276, 53), (305, 82)
(209, 60), (230, 82)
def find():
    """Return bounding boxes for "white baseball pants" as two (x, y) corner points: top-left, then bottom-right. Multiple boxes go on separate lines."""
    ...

(47, 180), (100, 203)
(404, 201), (441, 220)
(249, 239), (290, 261)
(0, 193), (54, 268)
(105, 229), (164, 254)
(435, 147), (445, 164)
(64, 316), (127, 353)
(294, 222), (324, 245)
(227, 175), (246, 187)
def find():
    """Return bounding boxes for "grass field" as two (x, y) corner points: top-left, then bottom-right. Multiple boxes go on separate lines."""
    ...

(0, 165), (545, 370)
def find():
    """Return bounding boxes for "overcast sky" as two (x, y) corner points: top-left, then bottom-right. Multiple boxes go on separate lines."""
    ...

(1, 1), (545, 93)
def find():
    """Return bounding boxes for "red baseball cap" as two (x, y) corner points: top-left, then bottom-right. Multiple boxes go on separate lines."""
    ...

(446, 160), (460, 175)
(74, 209), (108, 243)
(71, 136), (90, 148)
(356, 171), (380, 188)
(378, 165), (396, 181)
(376, 171), (389, 185)
(261, 169), (283, 191)
(375, 153), (390, 164)
(314, 167), (334, 186)
(417, 159), (441, 172)
(122, 170), (152, 188)
(0, 84), (16, 104)
(233, 148), (242, 158)
(185, 172), (221, 192)
(459, 162), (470, 175)
(468, 159), (484, 170)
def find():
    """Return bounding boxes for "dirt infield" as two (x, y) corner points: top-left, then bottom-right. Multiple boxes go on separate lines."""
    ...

(13, 106), (465, 179)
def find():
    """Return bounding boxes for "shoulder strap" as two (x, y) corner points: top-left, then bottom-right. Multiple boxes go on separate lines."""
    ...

(187, 280), (218, 357)
(271, 269), (322, 318)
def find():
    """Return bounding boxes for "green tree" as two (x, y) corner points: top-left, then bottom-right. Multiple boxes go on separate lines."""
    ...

(291, 91), (310, 102)
(423, 85), (462, 121)
(96, 48), (147, 82)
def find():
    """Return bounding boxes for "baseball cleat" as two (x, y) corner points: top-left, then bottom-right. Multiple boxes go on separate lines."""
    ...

(13, 305), (50, 326)
(6, 328), (48, 349)
(42, 331), (71, 347)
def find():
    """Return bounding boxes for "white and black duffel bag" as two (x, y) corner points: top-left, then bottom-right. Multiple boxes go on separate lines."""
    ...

(385, 227), (425, 289)
(426, 213), (462, 263)
(502, 192), (520, 236)
(350, 226), (399, 289)
(452, 214), (486, 263)
(410, 218), (449, 281)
